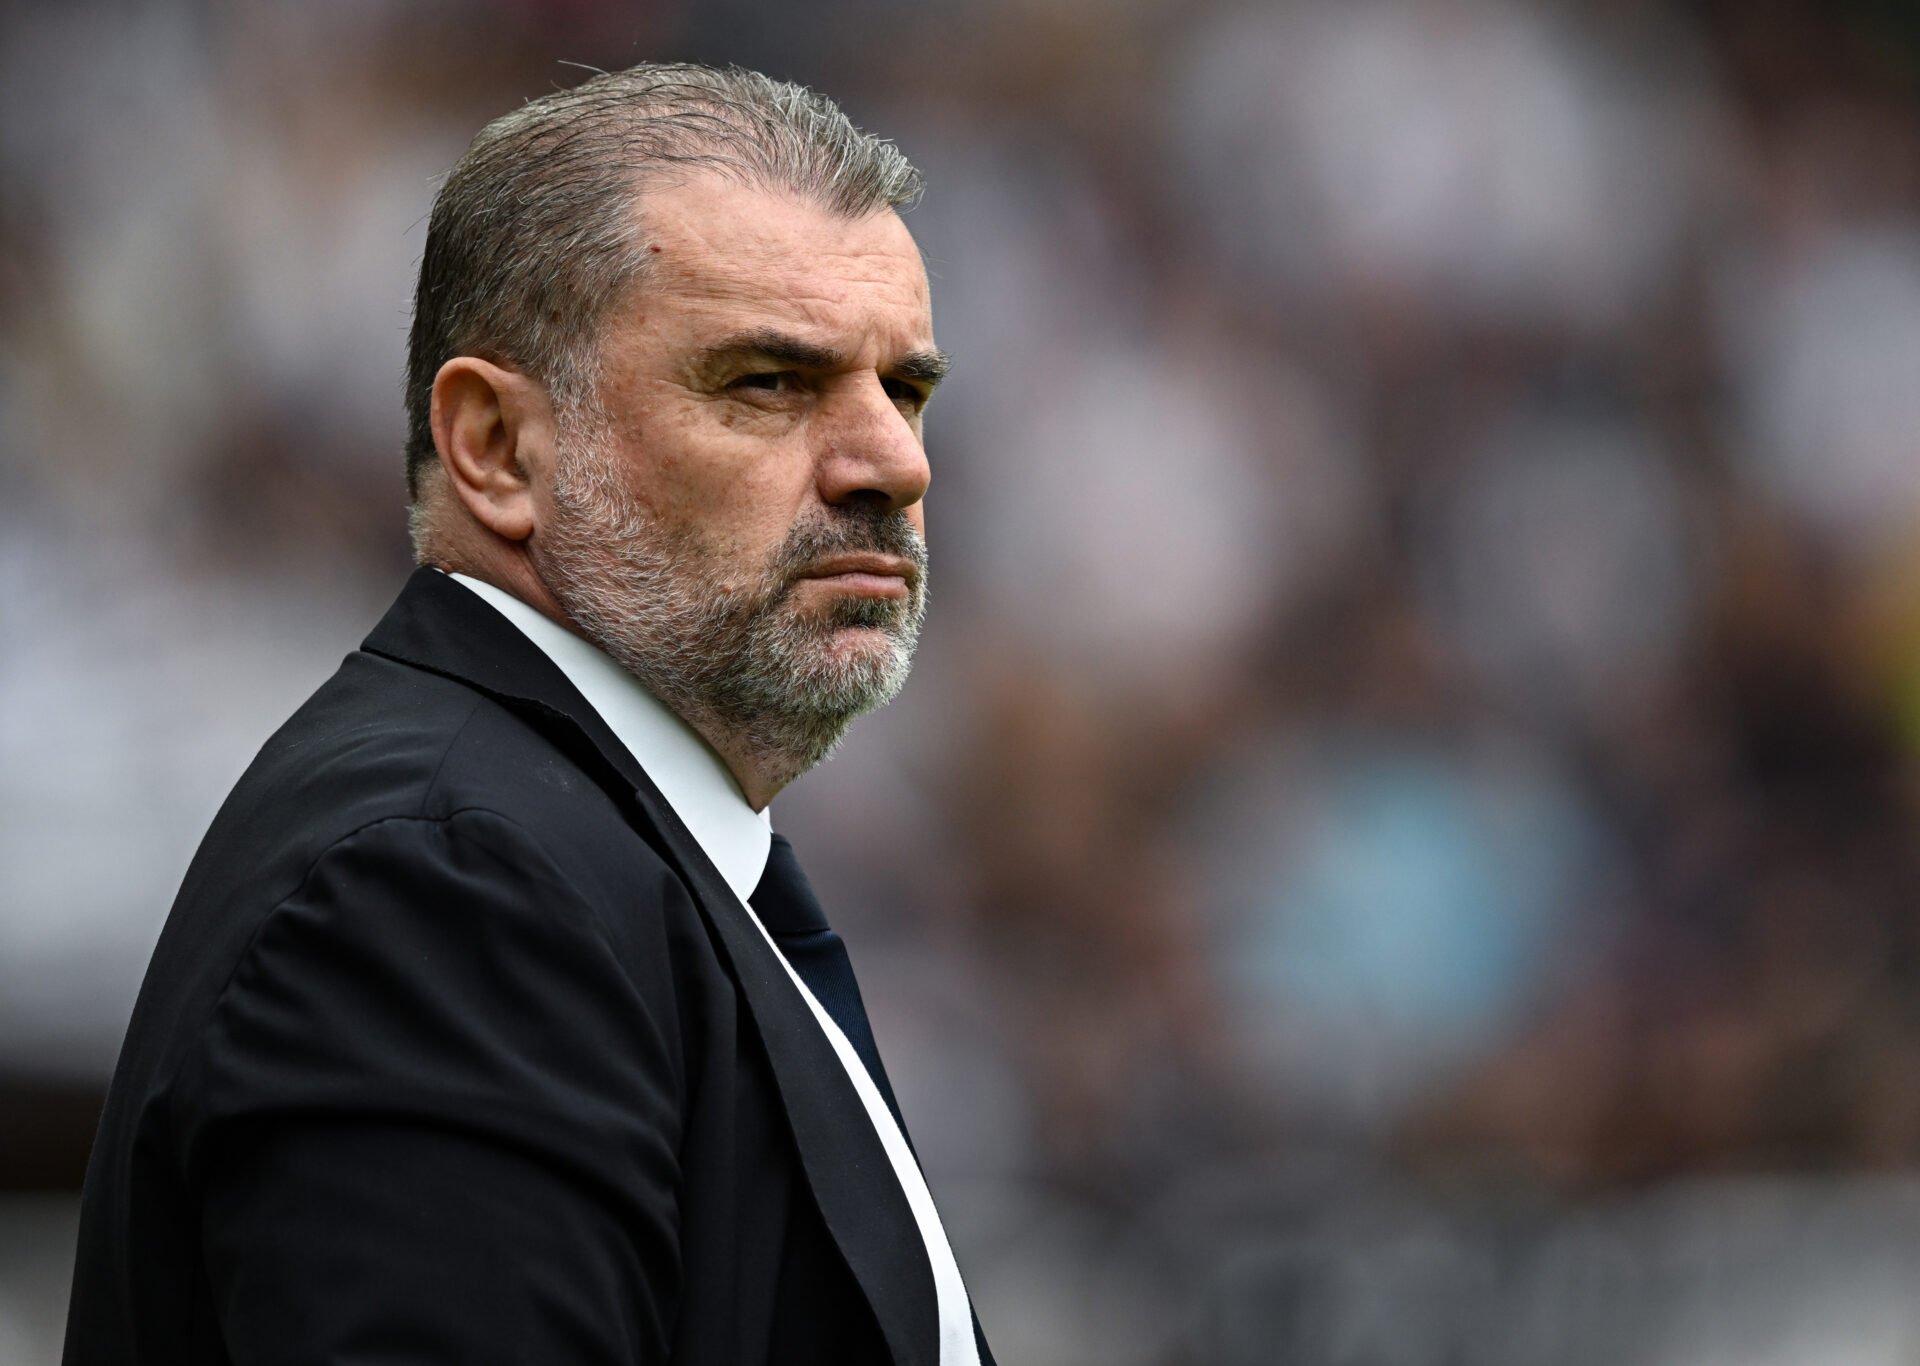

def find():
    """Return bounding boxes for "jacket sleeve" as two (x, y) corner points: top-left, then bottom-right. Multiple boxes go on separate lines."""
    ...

(172, 807), (687, 1364)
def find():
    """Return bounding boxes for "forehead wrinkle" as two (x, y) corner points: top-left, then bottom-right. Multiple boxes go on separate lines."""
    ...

(659, 256), (936, 365)
(618, 184), (935, 359)
(672, 236), (928, 306)
(642, 191), (924, 284)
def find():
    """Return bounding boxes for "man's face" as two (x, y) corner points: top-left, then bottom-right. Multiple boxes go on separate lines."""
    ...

(528, 174), (944, 780)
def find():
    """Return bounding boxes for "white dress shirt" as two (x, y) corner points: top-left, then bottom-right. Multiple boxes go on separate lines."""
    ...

(447, 573), (978, 1366)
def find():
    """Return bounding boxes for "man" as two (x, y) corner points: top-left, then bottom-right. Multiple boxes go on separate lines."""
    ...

(65, 63), (990, 1366)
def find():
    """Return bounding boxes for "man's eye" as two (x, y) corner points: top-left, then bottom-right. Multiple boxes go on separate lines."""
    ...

(882, 378), (927, 409)
(732, 371), (799, 393)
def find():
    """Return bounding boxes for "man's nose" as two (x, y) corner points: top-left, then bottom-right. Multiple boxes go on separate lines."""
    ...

(815, 377), (932, 513)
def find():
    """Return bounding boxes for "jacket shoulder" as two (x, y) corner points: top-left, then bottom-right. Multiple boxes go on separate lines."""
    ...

(226, 647), (644, 879)
(131, 648), (700, 1077)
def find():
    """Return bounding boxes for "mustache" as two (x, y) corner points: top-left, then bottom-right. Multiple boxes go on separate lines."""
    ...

(772, 508), (927, 586)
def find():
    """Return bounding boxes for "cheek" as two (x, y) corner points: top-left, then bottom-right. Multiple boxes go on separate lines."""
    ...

(608, 403), (822, 553)
(611, 418), (774, 525)
(658, 460), (814, 572)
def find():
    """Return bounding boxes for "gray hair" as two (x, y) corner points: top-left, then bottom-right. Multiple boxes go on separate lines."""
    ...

(402, 61), (924, 502)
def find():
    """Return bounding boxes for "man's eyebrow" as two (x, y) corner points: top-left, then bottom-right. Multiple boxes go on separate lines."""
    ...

(892, 349), (952, 388)
(701, 329), (845, 372)
(701, 330), (951, 389)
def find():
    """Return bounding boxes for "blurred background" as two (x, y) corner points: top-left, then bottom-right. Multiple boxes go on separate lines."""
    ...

(7, 0), (1920, 1361)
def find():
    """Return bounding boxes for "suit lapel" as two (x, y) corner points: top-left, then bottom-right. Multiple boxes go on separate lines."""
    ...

(363, 569), (940, 1366)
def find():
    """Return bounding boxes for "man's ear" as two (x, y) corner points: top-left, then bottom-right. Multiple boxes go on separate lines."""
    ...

(429, 357), (556, 544)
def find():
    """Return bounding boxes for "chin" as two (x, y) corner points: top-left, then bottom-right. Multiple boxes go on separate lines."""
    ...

(843, 626), (915, 668)
(800, 635), (912, 702)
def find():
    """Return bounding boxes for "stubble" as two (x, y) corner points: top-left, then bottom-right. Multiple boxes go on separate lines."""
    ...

(530, 420), (928, 788)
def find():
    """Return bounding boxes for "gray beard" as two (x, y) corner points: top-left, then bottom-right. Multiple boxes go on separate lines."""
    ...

(530, 428), (928, 790)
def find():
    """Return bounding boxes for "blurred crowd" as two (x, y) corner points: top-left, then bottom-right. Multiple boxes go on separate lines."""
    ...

(6, 0), (1920, 1361)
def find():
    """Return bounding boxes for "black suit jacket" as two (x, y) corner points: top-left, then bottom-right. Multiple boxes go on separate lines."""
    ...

(65, 569), (981, 1365)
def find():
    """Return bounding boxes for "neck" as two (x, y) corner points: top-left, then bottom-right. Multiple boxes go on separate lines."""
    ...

(699, 728), (793, 812)
(644, 687), (848, 812)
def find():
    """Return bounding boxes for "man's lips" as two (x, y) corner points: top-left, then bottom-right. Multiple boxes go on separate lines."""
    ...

(793, 553), (917, 599)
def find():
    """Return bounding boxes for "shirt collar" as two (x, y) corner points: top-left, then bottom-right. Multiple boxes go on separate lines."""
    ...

(446, 572), (772, 901)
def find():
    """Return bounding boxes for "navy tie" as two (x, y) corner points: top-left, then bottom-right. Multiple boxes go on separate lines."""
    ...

(751, 834), (998, 1366)
(750, 833), (907, 1135)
